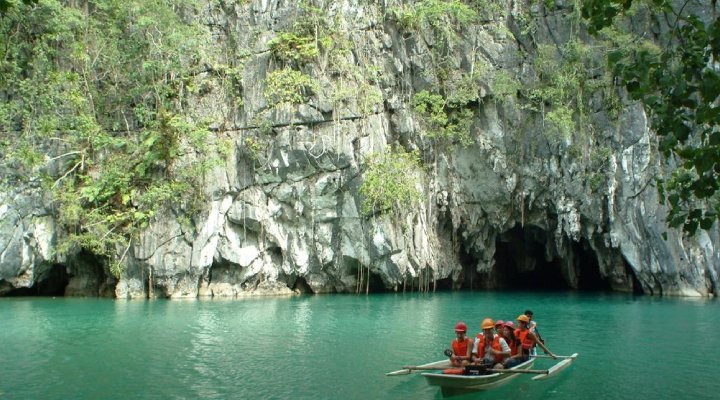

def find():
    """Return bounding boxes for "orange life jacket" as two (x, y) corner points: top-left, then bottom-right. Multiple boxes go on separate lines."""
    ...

(476, 334), (505, 363)
(515, 328), (534, 351)
(443, 368), (465, 375)
(452, 337), (473, 357)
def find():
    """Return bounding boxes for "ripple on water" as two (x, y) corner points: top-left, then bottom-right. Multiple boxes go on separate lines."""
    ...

(1, 293), (718, 400)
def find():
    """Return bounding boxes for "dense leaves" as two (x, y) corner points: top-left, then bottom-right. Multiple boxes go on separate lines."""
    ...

(584, 0), (720, 235)
(0, 0), (36, 13)
(0, 0), (224, 275)
(359, 147), (422, 216)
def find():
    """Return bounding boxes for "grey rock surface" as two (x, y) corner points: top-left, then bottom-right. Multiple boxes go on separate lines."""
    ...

(0, 0), (717, 298)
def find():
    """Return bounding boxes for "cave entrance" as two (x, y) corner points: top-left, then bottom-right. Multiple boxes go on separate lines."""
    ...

(493, 225), (613, 291)
(342, 256), (387, 293)
(293, 276), (314, 294)
(3, 263), (69, 296)
(572, 241), (614, 291)
(494, 226), (566, 290)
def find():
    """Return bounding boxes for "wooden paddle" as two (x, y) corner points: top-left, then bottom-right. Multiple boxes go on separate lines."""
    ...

(533, 353), (578, 360)
(401, 365), (552, 375)
(487, 368), (550, 375)
(400, 365), (450, 371)
(531, 352), (579, 380)
(386, 362), (452, 376)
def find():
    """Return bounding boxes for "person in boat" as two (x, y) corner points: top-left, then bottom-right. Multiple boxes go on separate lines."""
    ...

(511, 314), (556, 362)
(449, 321), (474, 367)
(501, 321), (523, 368)
(472, 318), (511, 369)
(524, 309), (545, 356)
(500, 321), (518, 355)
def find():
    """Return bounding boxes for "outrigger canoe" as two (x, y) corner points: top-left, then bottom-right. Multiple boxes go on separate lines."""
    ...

(386, 353), (578, 391)
(422, 358), (536, 390)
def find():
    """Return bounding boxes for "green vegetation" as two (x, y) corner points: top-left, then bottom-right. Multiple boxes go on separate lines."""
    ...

(389, 0), (478, 48)
(487, 2), (628, 205)
(0, 0), (35, 13)
(0, 0), (227, 276)
(523, 40), (598, 146)
(582, 0), (720, 235)
(262, 2), (338, 113)
(412, 89), (474, 145)
(264, 67), (319, 106)
(359, 147), (422, 216)
(268, 32), (321, 64)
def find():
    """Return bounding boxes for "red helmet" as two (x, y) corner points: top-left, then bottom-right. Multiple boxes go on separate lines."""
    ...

(454, 321), (467, 332)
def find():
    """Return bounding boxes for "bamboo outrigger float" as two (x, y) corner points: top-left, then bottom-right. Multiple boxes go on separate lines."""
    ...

(386, 353), (578, 391)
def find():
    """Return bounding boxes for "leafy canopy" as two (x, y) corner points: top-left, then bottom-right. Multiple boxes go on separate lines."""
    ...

(583, 0), (720, 235)
(359, 147), (422, 216)
(0, 0), (225, 276)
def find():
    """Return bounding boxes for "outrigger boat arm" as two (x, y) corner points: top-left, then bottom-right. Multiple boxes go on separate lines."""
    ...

(386, 353), (578, 379)
(531, 353), (579, 380)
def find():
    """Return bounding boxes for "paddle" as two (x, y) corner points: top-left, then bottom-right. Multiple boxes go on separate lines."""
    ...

(531, 352), (579, 381)
(400, 365), (553, 375)
(386, 363), (452, 376)
(533, 354), (578, 360)
(386, 349), (456, 376)
(401, 365), (447, 371)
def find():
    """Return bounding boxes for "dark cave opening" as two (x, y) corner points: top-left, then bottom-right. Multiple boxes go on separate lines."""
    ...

(492, 226), (613, 291)
(454, 225), (622, 291)
(3, 263), (69, 296)
(293, 276), (314, 294)
(341, 255), (387, 293)
(366, 269), (386, 293)
(494, 227), (568, 290)
(627, 259), (645, 295)
(434, 276), (454, 291)
(572, 240), (613, 291)
(458, 240), (481, 290)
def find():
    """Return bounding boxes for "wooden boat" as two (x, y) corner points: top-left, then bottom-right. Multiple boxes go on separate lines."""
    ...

(421, 358), (536, 390)
(386, 353), (579, 391)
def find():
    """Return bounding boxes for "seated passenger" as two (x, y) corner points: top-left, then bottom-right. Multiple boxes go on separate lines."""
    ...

(449, 321), (473, 367)
(472, 318), (511, 369)
(501, 321), (523, 368)
(500, 321), (518, 356)
(512, 314), (556, 362)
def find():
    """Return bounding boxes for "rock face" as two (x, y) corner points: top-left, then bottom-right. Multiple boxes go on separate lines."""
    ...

(1, 1), (717, 298)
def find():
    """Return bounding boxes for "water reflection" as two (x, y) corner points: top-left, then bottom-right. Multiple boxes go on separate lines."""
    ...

(1, 293), (718, 400)
(290, 297), (312, 348)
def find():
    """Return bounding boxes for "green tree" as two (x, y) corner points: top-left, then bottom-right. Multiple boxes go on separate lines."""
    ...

(0, 0), (36, 13)
(583, 0), (720, 235)
(0, 0), (225, 276)
(359, 147), (422, 216)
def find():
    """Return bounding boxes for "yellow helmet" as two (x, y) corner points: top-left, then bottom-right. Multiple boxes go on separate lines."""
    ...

(481, 318), (495, 330)
(517, 314), (530, 323)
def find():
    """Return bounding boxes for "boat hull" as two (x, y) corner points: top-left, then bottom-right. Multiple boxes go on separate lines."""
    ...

(421, 359), (535, 390)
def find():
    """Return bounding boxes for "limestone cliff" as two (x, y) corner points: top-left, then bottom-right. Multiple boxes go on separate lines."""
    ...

(1, 0), (718, 298)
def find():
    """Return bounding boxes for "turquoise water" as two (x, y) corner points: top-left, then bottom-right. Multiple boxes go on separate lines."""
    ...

(1, 292), (718, 399)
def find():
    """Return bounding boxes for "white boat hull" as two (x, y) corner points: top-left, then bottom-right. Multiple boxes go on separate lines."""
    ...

(421, 359), (536, 390)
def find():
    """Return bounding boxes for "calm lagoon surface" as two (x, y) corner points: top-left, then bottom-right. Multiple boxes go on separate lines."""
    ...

(1, 292), (718, 399)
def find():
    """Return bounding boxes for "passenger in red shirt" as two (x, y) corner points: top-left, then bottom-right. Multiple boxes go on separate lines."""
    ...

(449, 321), (473, 367)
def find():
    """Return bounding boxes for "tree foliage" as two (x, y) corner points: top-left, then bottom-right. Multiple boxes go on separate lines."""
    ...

(412, 89), (474, 145)
(388, 0), (478, 50)
(0, 0), (225, 275)
(0, 0), (36, 13)
(359, 147), (422, 216)
(583, 0), (720, 235)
